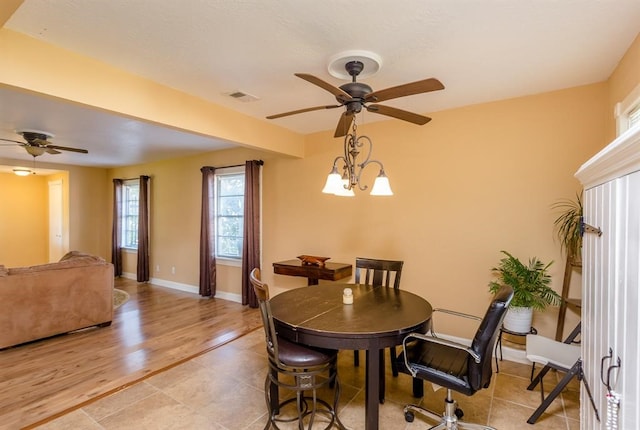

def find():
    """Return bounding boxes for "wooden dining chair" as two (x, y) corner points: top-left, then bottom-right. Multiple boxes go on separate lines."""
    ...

(353, 257), (404, 403)
(354, 257), (404, 290)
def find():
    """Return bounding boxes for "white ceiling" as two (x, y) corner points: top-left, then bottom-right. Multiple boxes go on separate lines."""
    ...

(2, 0), (640, 168)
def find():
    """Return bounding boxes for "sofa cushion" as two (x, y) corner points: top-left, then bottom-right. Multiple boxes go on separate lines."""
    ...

(60, 250), (103, 262)
(8, 254), (107, 275)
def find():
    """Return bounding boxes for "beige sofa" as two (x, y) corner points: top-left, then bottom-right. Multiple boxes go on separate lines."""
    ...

(0, 251), (114, 349)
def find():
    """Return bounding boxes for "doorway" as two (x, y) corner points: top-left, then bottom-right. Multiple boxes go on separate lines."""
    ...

(48, 179), (64, 262)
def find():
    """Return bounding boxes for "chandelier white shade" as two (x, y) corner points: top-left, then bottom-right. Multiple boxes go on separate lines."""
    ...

(369, 171), (393, 196)
(322, 167), (356, 196)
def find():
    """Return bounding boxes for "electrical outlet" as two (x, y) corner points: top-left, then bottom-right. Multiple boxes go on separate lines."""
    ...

(156, 265), (160, 272)
(171, 266), (176, 275)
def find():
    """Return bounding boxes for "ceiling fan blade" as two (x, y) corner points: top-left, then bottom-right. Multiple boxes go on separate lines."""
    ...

(365, 78), (444, 103)
(0, 137), (24, 145)
(334, 111), (355, 138)
(295, 73), (351, 102)
(45, 148), (62, 155)
(267, 104), (341, 120)
(46, 145), (89, 154)
(366, 104), (432, 125)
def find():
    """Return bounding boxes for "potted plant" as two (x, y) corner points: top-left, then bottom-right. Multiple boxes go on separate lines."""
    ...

(488, 251), (561, 333)
(552, 192), (583, 263)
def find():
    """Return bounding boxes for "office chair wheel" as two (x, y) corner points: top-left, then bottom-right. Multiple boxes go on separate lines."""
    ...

(405, 410), (415, 422)
(455, 408), (464, 419)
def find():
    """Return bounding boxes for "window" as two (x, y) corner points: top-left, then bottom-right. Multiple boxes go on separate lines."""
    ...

(615, 82), (640, 135)
(628, 104), (640, 129)
(121, 179), (140, 249)
(215, 167), (245, 259)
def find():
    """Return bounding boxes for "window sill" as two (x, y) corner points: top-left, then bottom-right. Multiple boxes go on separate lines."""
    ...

(216, 257), (241, 267)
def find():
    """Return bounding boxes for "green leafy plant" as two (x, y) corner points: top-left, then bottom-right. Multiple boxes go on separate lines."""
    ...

(488, 251), (560, 310)
(552, 193), (583, 261)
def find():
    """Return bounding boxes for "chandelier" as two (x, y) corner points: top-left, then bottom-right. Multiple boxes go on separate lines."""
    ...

(322, 121), (393, 196)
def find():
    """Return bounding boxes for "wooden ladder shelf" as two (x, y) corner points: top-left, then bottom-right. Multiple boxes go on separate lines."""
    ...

(555, 253), (582, 341)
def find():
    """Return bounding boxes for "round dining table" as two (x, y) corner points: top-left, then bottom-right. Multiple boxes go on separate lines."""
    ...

(270, 283), (433, 430)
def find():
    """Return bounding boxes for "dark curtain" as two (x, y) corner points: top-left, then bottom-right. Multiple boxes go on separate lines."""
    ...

(199, 166), (216, 297)
(242, 160), (262, 308)
(137, 175), (150, 282)
(111, 179), (123, 277)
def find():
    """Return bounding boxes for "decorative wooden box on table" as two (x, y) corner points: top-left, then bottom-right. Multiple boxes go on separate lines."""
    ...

(272, 255), (352, 285)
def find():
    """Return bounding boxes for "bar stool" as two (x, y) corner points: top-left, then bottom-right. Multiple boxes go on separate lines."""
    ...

(250, 268), (346, 430)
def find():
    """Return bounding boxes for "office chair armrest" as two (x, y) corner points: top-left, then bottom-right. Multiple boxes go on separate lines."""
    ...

(429, 308), (482, 338)
(432, 308), (482, 321)
(402, 332), (481, 377)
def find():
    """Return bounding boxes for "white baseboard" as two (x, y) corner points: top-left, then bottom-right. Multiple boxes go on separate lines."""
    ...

(120, 272), (242, 303)
(212, 290), (243, 303)
(121, 271), (137, 281)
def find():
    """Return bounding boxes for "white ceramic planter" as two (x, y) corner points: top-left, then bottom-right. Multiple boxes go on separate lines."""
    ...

(503, 306), (533, 333)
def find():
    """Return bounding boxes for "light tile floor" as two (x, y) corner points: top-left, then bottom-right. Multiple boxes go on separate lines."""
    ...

(36, 329), (580, 430)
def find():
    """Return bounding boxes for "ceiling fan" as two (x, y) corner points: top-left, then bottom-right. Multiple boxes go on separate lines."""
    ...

(267, 60), (445, 137)
(0, 129), (88, 157)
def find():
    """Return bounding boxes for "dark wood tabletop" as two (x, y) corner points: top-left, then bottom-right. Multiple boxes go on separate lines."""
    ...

(272, 259), (352, 285)
(270, 283), (432, 430)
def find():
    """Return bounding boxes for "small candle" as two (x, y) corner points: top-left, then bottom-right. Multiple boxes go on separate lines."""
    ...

(343, 287), (353, 305)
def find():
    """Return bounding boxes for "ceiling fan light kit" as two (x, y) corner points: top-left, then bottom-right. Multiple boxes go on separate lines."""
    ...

(267, 51), (443, 196)
(25, 146), (47, 157)
(322, 122), (393, 196)
(0, 129), (89, 159)
(13, 168), (32, 176)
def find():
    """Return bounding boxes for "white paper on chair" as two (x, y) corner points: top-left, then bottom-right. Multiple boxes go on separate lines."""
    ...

(431, 383), (444, 392)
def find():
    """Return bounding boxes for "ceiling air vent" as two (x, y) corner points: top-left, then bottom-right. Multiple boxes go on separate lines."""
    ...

(224, 90), (259, 102)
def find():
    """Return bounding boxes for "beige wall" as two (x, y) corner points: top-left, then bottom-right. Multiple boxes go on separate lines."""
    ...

(66, 166), (109, 257)
(263, 83), (607, 338)
(0, 171), (48, 266)
(0, 169), (73, 267)
(607, 33), (640, 141)
(0, 157), (109, 265)
(108, 147), (268, 294)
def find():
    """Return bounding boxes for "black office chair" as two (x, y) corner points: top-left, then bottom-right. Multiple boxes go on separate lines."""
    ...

(250, 268), (346, 430)
(397, 285), (513, 429)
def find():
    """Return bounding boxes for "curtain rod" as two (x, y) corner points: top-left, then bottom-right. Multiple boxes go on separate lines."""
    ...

(118, 175), (150, 181)
(118, 160), (264, 181)
(207, 159), (264, 169)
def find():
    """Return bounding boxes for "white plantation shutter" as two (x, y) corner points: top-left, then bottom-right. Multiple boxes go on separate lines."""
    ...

(628, 103), (640, 129)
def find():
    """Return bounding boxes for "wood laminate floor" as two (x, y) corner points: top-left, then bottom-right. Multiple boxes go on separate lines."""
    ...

(2, 279), (581, 430)
(0, 278), (262, 429)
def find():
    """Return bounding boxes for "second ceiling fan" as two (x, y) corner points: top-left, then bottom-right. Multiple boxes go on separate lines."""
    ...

(267, 60), (445, 137)
(0, 130), (88, 157)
